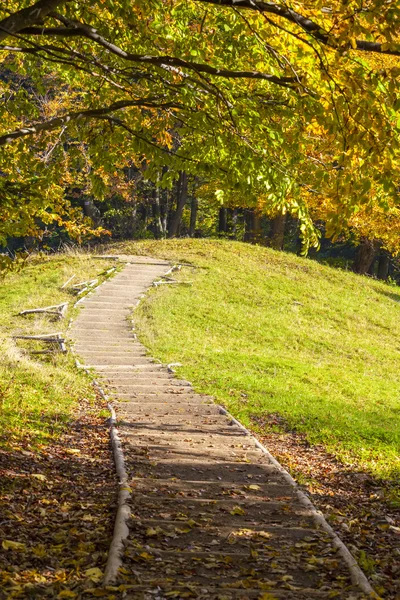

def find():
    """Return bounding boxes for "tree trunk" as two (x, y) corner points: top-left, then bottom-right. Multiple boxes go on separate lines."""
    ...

(168, 172), (188, 238)
(244, 210), (261, 243)
(230, 208), (238, 239)
(153, 176), (166, 239)
(189, 196), (198, 237)
(152, 194), (162, 239)
(377, 251), (390, 280)
(252, 212), (262, 243)
(367, 256), (376, 276)
(83, 198), (101, 226)
(352, 239), (379, 275)
(218, 207), (227, 234)
(269, 213), (287, 250)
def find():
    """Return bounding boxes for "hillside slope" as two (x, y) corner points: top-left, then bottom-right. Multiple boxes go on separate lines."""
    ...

(109, 239), (400, 484)
(0, 254), (117, 598)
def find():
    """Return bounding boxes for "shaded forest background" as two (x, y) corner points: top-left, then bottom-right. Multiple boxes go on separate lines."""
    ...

(3, 173), (398, 282)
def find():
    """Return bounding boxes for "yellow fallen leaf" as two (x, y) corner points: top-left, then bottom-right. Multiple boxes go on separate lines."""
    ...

(145, 526), (164, 537)
(120, 486), (132, 492)
(32, 544), (47, 557)
(2, 540), (26, 551)
(247, 484), (261, 491)
(84, 567), (103, 583)
(230, 506), (245, 516)
(186, 519), (198, 528)
(175, 527), (191, 534)
(139, 551), (153, 561)
(58, 591), (77, 599)
(65, 448), (80, 455)
(31, 473), (47, 481)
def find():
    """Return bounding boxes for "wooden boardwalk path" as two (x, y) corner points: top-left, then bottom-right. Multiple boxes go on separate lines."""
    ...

(69, 257), (371, 600)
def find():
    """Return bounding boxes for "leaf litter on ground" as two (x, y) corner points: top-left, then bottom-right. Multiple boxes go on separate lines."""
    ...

(0, 394), (117, 599)
(250, 414), (400, 600)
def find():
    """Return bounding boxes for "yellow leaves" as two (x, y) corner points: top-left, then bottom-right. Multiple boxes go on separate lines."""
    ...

(82, 514), (96, 522)
(83, 589), (109, 597)
(120, 486), (132, 492)
(58, 591), (77, 599)
(84, 567), (103, 583)
(65, 448), (80, 455)
(145, 526), (164, 537)
(138, 551), (154, 560)
(2, 540), (26, 551)
(165, 590), (196, 599)
(32, 544), (47, 558)
(230, 506), (245, 516)
(185, 518), (199, 528)
(246, 484), (261, 491)
(30, 473), (47, 481)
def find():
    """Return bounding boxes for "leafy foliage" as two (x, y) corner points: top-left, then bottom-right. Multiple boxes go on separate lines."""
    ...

(1, 1), (400, 248)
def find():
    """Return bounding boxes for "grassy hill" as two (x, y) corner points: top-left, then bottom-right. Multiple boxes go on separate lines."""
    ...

(0, 253), (115, 447)
(109, 239), (400, 488)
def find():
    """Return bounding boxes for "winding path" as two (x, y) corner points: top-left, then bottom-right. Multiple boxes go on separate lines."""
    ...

(69, 256), (372, 600)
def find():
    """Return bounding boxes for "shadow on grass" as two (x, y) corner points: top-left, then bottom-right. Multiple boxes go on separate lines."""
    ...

(375, 287), (400, 304)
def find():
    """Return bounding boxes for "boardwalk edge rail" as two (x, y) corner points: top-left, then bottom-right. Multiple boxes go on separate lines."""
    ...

(218, 406), (377, 598)
(70, 255), (377, 596)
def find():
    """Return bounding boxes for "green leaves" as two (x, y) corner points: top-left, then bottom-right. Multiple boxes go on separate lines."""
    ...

(1, 0), (400, 248)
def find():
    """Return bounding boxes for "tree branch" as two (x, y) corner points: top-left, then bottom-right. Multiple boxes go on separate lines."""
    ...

(0, 0), (67, 43)
(0, 98), (181, 147)
(195, 0), (400, 57)
(19, 23), (298, 86)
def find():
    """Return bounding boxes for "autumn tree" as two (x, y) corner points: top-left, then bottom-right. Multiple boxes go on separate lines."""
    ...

(1, 0), (400, 254)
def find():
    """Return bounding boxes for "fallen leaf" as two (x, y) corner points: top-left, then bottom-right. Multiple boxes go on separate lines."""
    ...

(2, 540), (26, 551)
(58, 591), (77, 598)
(230, 506), (245, 516)
(84, 567), (103, 583)
(31, 473), (47, 481)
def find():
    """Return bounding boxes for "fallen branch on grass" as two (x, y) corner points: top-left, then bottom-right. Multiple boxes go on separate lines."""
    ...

(101, 266), (117, 276)
(18, 302), (68, 319)
(153, 279), (192, 287)
(14, 332), (67, 353)
(61, 274), (76, 289)
(164, 265), (181, 277)
(72, 278), (98, 291)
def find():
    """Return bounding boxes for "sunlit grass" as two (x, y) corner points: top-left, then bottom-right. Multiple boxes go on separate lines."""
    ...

(109, 239), (400, 482)
(0, 253), (115, 449)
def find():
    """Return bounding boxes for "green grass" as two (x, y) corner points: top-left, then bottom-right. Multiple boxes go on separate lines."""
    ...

(108, 239), (400, 482)
(0, 252), (115, 449)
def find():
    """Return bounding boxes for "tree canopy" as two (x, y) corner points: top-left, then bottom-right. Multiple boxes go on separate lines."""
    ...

(1, 0), (400, 252)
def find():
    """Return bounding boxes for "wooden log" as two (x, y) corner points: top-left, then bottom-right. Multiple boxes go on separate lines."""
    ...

(18, 302), (68, 318)
(61, 274), (76, 289)
(14, 332), (63, 341)
(72, 278), (98, 289)
(14, 332), (67, 354)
